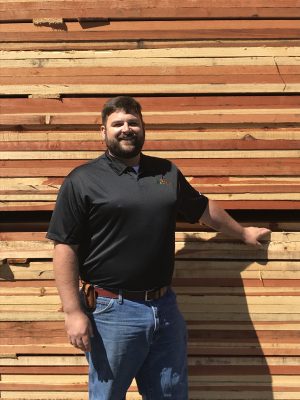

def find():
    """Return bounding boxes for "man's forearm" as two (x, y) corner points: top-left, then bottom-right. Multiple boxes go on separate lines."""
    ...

(52, 242), (93, 352)
(53, 242), (82, 314)
(200, 199), (244, 239)
(200, 199), (271, 246)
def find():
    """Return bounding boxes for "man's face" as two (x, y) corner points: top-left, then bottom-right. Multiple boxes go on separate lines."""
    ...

(101, 109), (145, 160)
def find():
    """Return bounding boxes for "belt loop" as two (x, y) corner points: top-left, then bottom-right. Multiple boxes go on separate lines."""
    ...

(118, 289), (123, 304)
(145, 290), (149, 301)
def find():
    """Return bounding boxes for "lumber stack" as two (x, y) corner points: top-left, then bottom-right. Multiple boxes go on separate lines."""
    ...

(1, 1), (300, 399)
(1, 96), (300, 212)
(1, 227), (300, 399)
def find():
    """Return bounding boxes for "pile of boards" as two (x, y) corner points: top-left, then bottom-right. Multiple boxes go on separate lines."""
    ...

(1, 1), (300, 399)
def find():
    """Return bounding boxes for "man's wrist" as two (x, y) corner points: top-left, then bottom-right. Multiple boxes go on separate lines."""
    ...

(63, 306), (84, 316)
(240, 226), (248, 243)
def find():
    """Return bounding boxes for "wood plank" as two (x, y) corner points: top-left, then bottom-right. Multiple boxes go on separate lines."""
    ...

(0, 232), (49, 240)
(5, 129), (300, 142)
(2, 178), (300, 197)
(2, 150), (300, 160)
(0, 40), (139, 51)
(0, 287), (58, 296)
(180, 303), (300, 314)
(1, 231), (299, 261)
(1, 39), (300, 52)
(0, 230), (291, 242)
(189, 356), (300, 366)
(1, 1), (300, 20)
(0, 75), (285, 85)
(0, 296), (60, 305)
(0, 65), (281, 77)
(6, 265), (300, 281)
(0, 19), (300, 42)
(0, 203), (55, 211)
(0, 354), (86, 365)
(0, 312), (64, 321)
(0, 343), (81, 354)
(0, 392), (89, 400)
(175, 259), (300, 272)
(6, 111), (300, 125)
(2, 20), (300, 41)
(188, 365), (300, 375)
(0, 53), (278, 64)
(1, 39), (295, 52)
(0, 281), (56, 288)
(0, 365), (297, 376)
(178, 288), (300, 296)
(2, 176), (300, 191)
(175, 242), (300, 261)
(0, 83), (286, 96)
(1, 139), (300, 151)
(3, 95), (300, 113)
(188, 376), (300, 384)
(187, 330), (300, 341)
(1, 48), (300, 60)
(173, 278), (300, 288)
(0, 354), (298, 367)
(0, 366), (88, 373)
(2, 96), (300, 126)
(188, 392), (300, 400)
(184, 313), (300, 322)
(0, 321), (64, 337)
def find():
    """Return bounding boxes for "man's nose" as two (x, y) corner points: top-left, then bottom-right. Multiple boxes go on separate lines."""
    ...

(121, 122), (130, 132)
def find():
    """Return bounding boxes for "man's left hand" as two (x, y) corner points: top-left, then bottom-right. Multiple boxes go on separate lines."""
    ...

(241, 227), (271, 247)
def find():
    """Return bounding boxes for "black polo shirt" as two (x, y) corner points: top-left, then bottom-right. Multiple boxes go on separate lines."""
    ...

(47, 153), (208, 290)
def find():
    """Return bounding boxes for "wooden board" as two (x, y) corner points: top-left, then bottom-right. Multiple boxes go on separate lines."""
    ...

(2, 20), (300, 42)
(1, 0), (300, 20)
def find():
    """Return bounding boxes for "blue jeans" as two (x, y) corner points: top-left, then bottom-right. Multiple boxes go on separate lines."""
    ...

(86, 288), (188, 400)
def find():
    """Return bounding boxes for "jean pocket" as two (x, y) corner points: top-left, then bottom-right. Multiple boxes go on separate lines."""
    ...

(92, 296), (115, 315)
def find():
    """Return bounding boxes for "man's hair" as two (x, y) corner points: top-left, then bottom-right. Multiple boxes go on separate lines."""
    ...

(101, 96), (143, 126)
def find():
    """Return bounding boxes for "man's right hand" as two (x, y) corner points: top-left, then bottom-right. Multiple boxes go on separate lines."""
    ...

(64, 310), (94, 352)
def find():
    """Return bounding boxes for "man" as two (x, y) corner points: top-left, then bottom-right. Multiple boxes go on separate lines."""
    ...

(47, 96), (270, 400)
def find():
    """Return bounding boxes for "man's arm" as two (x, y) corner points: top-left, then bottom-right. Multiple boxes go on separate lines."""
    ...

(200, 199), (271, 246)
(53, 242), (93, 352)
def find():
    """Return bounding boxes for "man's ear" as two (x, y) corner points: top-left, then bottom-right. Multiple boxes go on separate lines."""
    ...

(100, 125), (106, 140)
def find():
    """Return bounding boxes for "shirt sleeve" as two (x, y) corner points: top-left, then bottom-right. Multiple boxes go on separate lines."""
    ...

(177, 169), (208, 223)
(46, 176), (87, 244)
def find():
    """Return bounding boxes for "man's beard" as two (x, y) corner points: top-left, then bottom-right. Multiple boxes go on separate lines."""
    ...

(105, 132), (145, 159)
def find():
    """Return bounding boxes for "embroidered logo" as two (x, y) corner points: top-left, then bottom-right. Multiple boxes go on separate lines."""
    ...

(157, 176), (170, 185)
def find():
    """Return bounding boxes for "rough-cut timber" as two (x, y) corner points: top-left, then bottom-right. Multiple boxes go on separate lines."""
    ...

(2, 0), (300, 20)
(1, 1), (300, 399)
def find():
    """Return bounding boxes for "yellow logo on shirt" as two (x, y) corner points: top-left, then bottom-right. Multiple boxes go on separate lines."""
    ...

(158, 177), (170, 185)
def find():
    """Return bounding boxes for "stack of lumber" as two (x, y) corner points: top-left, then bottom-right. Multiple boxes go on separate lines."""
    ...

(1, 1), (300, 399)
(1, 227), (300, 399)
(1, 96), (300, 212)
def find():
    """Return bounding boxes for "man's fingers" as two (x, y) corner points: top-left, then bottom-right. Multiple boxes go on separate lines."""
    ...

(255, 228), (271, 247)
(65, 311), (93, 351)
(82, 336), (91, 352)
(69, 333), (92, 352)
(259, 228), (271, 237)
(243, 226), (271, 247)
(70, 338), (87, 351)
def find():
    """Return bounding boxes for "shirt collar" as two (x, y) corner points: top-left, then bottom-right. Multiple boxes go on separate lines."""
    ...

(104, 151), (145, 175)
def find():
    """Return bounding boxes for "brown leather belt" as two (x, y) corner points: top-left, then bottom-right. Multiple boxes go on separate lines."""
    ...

(94, 286), (169, 301)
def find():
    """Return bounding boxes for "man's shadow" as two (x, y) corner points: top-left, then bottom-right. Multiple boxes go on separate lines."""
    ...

(174, 228), (273, 399)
